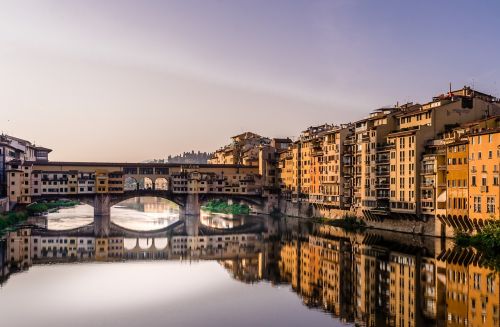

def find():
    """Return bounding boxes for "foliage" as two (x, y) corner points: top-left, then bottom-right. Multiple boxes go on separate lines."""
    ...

(26, 203), (49, 215)
(202, 200), (250, 215)
(26, 200), (79, 215)
(0, 211), (28, 235)
(455, 222), (500, 271)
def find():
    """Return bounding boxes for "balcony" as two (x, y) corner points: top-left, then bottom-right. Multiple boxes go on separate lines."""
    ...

(421, 169), (435, 175)
(355, 125), (367, 133)
(421, 182), (435, 188)
(376, 157), (389, 164)
(376, 169), (389, 176)
(375, 182), (390, 189)
(438, 165), (447, 171)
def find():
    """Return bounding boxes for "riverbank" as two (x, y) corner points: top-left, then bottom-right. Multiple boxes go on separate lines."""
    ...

(455, 222), (500, 270)
(0, 211), (28, 236)
(277, 199), (438, 236)
(312, 216), (366, 231)
(26, 200), (80, 215)
(0, 200), (80, 236)
(202, 200), (250, 215)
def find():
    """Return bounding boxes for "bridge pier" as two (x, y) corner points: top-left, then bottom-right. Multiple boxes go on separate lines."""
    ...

(179, 194), (200, 236)
(179, 193), (200, 218)
(94, 194), (111, 237)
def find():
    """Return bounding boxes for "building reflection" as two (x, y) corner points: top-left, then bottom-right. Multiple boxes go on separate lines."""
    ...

(0, 218), (498, 327)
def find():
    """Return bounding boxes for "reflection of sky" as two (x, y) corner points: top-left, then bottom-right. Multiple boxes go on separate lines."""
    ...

(47, 197), (180, 231)
(0, 261), (340, 327)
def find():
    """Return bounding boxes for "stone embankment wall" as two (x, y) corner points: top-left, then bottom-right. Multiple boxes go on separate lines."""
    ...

(278, 199), (354, 219)
(278, 199), (438, 237)
(363, 217), (437, 237)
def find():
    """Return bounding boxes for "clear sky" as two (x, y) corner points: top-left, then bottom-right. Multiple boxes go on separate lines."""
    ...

(1, 0), (499, 162)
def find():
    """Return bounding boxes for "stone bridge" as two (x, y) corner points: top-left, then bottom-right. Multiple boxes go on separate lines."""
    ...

(32, 214), (268, 239)
(32, 189), (269, 237)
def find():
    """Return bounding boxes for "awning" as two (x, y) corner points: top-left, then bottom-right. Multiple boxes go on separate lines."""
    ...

(437, 191), (447, 203)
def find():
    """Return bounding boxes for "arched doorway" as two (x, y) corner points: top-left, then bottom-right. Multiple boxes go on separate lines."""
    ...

(155, 178), (168, 191)
(139, 177), (153, 190)
(124, 176), (139, 191)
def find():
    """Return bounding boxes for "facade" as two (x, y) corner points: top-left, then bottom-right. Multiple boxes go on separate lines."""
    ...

(208, 132), (270, 165)
(467, 119), (500, 221)
(0, 134), (51, 199)
(7, 161), (264, 205)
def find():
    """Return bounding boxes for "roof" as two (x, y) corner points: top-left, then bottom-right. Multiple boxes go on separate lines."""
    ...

(21, 161), (259, 169)
(34, 146), (53, 153)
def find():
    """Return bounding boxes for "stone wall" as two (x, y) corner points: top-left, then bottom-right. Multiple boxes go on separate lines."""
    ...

(278, 199), (354, 219)
(277, 198), (438, 237)
(364, 217), (437, 237)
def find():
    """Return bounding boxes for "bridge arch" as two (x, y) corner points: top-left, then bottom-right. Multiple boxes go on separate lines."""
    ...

(124, 176), (139, 191)
(140, 177), (154, 190)
(154, 178), (169, 191)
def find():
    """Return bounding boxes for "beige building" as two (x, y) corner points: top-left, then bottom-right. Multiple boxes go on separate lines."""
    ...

(208, 132), (270, 165)
(387, 88), (499, 218)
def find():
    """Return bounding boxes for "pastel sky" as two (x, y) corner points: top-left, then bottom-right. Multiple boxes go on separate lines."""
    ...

(1, 0), (499, 162)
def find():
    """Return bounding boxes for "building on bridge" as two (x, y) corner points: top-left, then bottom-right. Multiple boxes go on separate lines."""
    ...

(6, 161), (265, 206)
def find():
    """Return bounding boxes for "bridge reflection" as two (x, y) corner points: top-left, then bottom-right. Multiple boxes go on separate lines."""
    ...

(1, 218), (499, 327)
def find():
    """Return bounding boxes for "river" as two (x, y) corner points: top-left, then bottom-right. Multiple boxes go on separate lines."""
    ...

(0, 197), (498, 327)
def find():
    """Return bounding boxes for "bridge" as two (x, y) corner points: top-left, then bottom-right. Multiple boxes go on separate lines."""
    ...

(25, 215), (270, 262)
(7, 161), (278, 236)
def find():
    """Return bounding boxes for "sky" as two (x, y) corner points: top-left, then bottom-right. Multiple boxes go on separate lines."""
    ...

(1, 0), (499, 162)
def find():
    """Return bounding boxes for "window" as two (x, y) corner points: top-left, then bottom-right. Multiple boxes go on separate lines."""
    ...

(474, 197), (482, 213)
(473, 273), (481, 290)
(487, 275), (495, 293)
(487, 197), (495, 214)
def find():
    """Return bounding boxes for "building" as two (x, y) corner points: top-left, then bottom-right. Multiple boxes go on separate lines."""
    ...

(0, 134), (51, 199)
(466, 116), (500, 221)
(387, 87), (499, 219)
(208, 132), (270, 165)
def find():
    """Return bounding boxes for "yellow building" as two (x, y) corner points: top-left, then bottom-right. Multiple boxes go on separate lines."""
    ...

(466, 117), (500, 222)
(388, 88), (499, 218)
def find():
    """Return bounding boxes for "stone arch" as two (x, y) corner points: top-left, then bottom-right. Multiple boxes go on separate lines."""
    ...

(154, 238), (168, 250)
(139, 177), (154, 190)
(124, 176), (139, 191)
(138, 238), (153, 250)
(155, 178), (168, 191)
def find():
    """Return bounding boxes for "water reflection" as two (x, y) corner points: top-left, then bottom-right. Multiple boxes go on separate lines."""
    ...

(46, 197), (179, 231)
(1, 217), (499, 327)
(200, 212), (248, 229)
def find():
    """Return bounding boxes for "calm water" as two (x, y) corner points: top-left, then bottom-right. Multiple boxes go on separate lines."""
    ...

(0, 198), (498, 327)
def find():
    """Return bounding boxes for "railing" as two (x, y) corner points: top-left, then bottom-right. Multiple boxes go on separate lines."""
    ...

(376, 170), (389, 176)
(421, 169), (435, 175)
